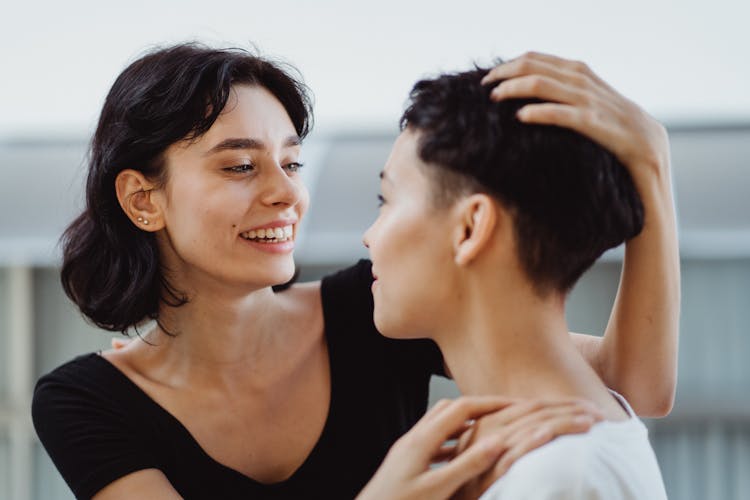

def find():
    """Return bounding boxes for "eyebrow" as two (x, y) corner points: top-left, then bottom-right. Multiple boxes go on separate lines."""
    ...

(204, 136), (301, 155)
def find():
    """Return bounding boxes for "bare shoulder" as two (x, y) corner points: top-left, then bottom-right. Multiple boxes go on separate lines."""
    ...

(99, 331), (163, 384)
(93, 469), (182, 499)
(100, 342), (140, 376)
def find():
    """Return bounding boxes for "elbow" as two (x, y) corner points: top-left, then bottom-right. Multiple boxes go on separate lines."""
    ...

(641, 391), (675, 418)
(626, 379), (676, 418)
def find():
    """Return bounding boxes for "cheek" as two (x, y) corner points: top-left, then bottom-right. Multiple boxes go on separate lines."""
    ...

(396, 228), (450, 300)
(181, 193), (237, 232)
(375, 207), (445, 273)
(373, 212), (452, 336)
(164, 177), (251, 251)
(296, 181), (311, 218)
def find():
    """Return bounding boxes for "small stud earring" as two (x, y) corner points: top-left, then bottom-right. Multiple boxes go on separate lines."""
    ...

(143, 220), (150, 225)
(137, 216), (144, 222)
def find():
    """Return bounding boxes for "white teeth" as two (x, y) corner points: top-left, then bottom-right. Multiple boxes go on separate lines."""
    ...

(241, 224), (294, 242)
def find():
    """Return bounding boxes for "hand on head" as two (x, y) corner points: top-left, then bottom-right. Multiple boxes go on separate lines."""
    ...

(482, 52), (669, 187)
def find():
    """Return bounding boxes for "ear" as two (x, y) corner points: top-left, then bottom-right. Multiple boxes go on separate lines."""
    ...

(115, 169), (164, 232)
(452, 193), (499, 266)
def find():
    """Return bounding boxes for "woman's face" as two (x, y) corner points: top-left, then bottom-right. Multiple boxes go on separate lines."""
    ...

(155, 84), (309, 291)
(363, 129), (458, 339)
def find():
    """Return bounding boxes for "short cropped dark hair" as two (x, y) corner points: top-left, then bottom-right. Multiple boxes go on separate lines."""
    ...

(401, 66), (643, 294)
(61, 43), (313, 333)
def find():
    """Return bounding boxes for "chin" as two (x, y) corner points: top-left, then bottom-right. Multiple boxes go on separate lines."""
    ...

(373, 308), (410, 339)
(273, 268), (297, 288)
(268, 260), (297, 285)
(235, 258), (296, 289)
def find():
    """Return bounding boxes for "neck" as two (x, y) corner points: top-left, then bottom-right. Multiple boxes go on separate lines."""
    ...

(434, 270), (607, 405)
(131, 269), (300, 390)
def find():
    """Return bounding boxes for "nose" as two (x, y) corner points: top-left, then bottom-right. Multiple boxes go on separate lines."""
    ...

(362, 223), (373, 249)
(261, 163), (302, 207)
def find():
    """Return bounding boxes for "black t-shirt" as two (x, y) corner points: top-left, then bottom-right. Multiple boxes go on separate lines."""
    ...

(32, 260), (444, 499)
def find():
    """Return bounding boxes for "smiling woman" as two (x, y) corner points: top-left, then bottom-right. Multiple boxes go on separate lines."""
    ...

(32, 43), (479, 499)
(114, 84), (308, 293)
(58, 44), (313, 334)
(31, 43), (679, 500)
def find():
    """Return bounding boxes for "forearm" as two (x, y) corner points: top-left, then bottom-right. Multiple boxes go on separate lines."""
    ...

(599, 166), (680, 417)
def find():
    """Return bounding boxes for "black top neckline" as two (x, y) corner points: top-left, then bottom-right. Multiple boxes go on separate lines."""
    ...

(87, 291), (336, 487)
(33, 260), (443, 499)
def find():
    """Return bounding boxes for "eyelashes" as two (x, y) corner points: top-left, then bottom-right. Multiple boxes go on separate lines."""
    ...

(223, 162), (305, 175)
(224, 163), (255, 174)
(284, 162), (304, 173)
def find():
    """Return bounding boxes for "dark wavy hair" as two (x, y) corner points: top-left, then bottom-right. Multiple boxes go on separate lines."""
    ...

(61, 43), (313, 333)
(401, 66), (644, 294)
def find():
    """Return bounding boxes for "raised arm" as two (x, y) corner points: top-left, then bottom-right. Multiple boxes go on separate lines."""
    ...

(571, 172), (679, 417)
(483, 53), (680, 417)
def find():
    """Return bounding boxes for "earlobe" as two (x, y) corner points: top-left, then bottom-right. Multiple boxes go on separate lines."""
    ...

(115, 169), (164, 231)
(453, 194), (498, 267)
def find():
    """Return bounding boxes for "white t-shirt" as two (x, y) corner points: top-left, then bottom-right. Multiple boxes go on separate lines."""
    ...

(480, 391), (667, 500)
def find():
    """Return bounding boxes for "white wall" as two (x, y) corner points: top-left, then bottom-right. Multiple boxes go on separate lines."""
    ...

(1, 0), (749, 137)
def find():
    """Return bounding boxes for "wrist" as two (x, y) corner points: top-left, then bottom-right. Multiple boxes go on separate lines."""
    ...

(630, 157), (673, 207)
(624, 119), (671, 187)
(628, 177), (677, 244)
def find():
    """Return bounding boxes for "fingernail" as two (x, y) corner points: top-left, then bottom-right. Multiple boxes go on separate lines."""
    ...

(516, 108), (528, 120)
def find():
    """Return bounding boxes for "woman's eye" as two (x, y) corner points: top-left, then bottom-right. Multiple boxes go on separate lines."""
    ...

(224, 163), (255, 174)
(284, 162), (304, 173)
(377, 194), (386, 207)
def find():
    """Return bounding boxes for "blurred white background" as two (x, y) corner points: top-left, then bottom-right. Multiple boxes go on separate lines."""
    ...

(1, 1), (749, 499)
(1, 0), (749, 135)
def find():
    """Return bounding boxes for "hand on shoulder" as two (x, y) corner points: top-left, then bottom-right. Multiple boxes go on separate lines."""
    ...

(357, 396), (603, 500)
(451, 398), (603, 499)
(357, 397), (513, 500)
